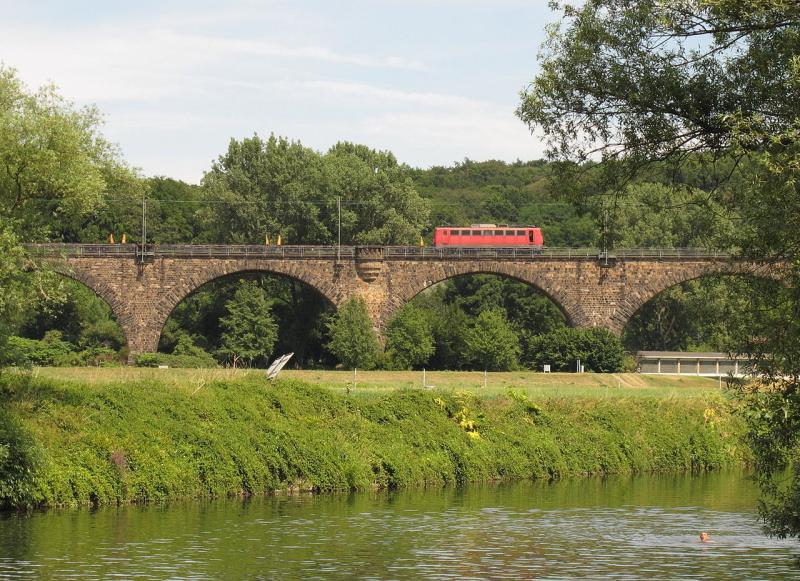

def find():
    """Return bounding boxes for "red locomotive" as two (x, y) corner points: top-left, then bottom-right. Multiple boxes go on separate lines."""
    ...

(433, 224), (544, 248)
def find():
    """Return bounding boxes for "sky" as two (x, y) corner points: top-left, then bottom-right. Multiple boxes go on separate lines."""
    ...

(0, 0), (557, 183)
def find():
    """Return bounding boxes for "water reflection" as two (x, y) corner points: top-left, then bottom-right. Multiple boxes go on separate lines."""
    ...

(1, 472), (796, 579)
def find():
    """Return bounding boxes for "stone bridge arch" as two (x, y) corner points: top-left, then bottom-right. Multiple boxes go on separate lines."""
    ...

(55, 256), (345, 358)
(610, 260), (782, 334)
(380, 261), (578, 328)
(153, 263), (340, 349)
(49, 262), (133, 348)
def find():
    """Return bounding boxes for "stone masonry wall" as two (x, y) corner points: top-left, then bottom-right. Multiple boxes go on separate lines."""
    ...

(53, 254), (770, 358)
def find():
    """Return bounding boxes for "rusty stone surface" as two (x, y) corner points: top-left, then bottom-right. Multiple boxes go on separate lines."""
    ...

(49, 254), (773, 358)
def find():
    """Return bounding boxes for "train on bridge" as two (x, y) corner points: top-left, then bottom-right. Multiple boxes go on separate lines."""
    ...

(433, 225), (544, 248)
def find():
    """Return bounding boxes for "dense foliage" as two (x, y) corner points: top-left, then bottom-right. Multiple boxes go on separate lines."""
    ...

(0, 66), (136, 364)
(525, 328), (626, 373)
(325, 297), (380, 370)
(0, 374), (745, 509)
(519, 0), (800, 540)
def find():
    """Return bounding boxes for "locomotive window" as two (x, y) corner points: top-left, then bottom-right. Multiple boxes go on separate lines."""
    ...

(516, 230), (525, 236)
(494, 230), (504, 236)
(482, 230), (492, 236)
(471, 230), (480, 236)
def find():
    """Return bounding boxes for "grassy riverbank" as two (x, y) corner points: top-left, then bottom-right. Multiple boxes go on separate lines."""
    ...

(0, 371), (745, 509)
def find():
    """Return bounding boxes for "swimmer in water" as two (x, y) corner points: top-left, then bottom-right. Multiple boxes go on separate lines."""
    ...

(699, 532), (712, 543)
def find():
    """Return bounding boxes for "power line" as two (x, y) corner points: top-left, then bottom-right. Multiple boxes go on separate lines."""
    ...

(7, 196), (739, 212)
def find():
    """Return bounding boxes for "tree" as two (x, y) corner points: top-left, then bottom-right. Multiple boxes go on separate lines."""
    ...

(0, 66), (140, 241)
(517, 1), (799, 182)
(518, 0), (800, 539)
(462, 309), (520, 371)
(385, 305), (435, 369)
(0, 227), (29, 360)
(0, 67), (133, 361)
(201, 135), (429, 245)
(525, 327), (624, 373)
(444, 275), (567, 336)
(218, 281), (278, 367)
(326, 297), (380, 370)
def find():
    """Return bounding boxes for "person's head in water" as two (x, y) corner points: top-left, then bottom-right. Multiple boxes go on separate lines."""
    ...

(699, 532), (711, 542)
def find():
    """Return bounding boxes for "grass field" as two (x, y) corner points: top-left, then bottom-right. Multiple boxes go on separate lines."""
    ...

(29, 367), (724, 399)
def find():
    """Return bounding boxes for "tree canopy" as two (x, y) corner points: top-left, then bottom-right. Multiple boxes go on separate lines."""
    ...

(201, 135), (429, 245)
(519, 0), (800, 541)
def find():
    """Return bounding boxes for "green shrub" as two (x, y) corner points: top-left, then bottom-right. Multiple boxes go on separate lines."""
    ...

(385, 305), (435, 369)
(326, 297), (380, 370)
(524, 328), (625, 372)
(74, 346), (123, 367)
(462, 309), (520, 370)
(0, 375), (746, 509)
(6, 332), (76, 367)
(0, 406), (43, 509)
(136, 350), (218, 368)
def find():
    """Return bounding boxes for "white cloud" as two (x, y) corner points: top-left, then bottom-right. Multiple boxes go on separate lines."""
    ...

(0, 1), (551, 180)
(272, 80), (484, 110)
(0, 24), (425, 103)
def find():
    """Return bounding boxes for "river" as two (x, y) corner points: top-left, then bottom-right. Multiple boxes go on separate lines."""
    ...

(0, 471), (796, 579)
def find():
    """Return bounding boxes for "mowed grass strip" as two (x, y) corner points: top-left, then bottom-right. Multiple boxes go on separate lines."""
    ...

(31, 367), (721, 399)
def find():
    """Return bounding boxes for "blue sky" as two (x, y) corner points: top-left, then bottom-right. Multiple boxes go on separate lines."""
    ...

(1, 0), (556, 182)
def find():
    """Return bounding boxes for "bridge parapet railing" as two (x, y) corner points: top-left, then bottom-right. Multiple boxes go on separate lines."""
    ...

(151, 244), (356, 258)
(383, 246), (732, 260)
(22, 243), (733, 260)
(24, 243), (138, 257)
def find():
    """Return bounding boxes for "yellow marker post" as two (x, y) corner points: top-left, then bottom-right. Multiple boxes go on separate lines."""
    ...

(265, 234), (270, 245)
(277, 234), (282, 246)
(108, 233), (115, 244)
(121, 233), (127, 244)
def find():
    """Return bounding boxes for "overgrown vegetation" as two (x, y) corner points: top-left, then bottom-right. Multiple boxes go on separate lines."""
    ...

(519, 0), (800, 541)
(0, 373), (745, 509)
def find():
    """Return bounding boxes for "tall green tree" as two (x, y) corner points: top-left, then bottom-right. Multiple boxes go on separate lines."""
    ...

(518, 0), (800, 540)
(326, 297), (380, 370)
(0, 66), (134, 359)
(385, 305), (435, 369)
(0, 66), (140, 241)
(463, 309), (520, 371)
(201, 135), (429, 245)
(218, 281), (278, 367)
(0, 227), (27, 357)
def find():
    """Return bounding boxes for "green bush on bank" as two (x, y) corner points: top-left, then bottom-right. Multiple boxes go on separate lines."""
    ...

(524, 328), (626, 372)
(136, 351), (219, 369)
(5, 333), (124, 368)
(0, 374), (746, 509)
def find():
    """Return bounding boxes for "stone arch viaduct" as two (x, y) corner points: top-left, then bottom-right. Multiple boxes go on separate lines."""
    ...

(27, 244), (775, 358)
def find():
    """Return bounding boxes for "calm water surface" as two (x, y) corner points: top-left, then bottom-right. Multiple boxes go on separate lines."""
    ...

(0, 472), (797, 579)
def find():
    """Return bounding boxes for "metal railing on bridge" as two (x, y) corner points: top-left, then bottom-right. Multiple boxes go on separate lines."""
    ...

(22, 243), (733, 261)
(382, 246), (732, 260)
